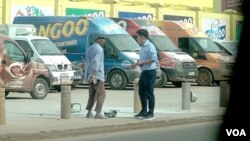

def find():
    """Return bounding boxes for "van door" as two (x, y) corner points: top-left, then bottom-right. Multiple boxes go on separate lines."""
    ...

(1, 40), (32, 90)
(179, 38), (205, 59)
(15, 40), (34, 58)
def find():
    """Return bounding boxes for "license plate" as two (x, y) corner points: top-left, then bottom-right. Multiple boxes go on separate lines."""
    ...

(188, 72), (195, 76)
(60, 76), (69, 83)
(60, 73), (68, 76)
(74, 76), (82, 79)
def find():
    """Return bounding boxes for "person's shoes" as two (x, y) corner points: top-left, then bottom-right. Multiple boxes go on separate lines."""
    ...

(86, 112), (94, 118)
(134, 111), (147, 119)
(95, 113), (108, 119)
(104, 110), (117, 118)
(141, 114), (155, 120)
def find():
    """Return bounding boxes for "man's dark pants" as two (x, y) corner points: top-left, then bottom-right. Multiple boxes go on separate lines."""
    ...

(138, 69), (157, 115)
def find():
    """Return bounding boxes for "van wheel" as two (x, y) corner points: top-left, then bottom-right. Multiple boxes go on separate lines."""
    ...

(30, 78), (49, 99)
(108, 70), (127, 90)
(154, 70), (167, 88)
(197, 68), (213, 86)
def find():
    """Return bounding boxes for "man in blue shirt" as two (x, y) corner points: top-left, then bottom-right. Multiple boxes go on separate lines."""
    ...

(84, 30), (107, 119)
(132, 29), (158, 120)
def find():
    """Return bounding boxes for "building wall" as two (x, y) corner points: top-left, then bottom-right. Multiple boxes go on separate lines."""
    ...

(112, 4), (155, 20)
(1, 0), (243, 40)
(231, 15), (243, 40)
(198, 12), (231, 40)
(58, 1), (110, 17)
(2, 0), (55, 24)
(158, 9), (196, 25)
(0, 0), (3, 24)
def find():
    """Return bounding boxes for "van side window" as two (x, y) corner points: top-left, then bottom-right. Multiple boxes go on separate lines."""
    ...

(178, 38), (189, 53)
(103, 39), (117, 58)
(88, 35), (94, 46)
(88, 35), (118, 58)
(15, 40), (34, 57)
(5, 41), (25, 62)
(179, 38), (204, 59)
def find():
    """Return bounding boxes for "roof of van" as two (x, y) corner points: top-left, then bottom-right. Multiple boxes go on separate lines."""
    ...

(0, 35), (21, 50)
(112, 18), (165, 35)
(13, 16), (128, 35)
(0, 34), (15, 41)
(152, 20), (193, 29)
(152, 20), (207, 37)
(11, 36), (50, 40)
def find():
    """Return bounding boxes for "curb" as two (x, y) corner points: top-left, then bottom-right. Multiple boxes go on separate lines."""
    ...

(0, 115), (224, 141)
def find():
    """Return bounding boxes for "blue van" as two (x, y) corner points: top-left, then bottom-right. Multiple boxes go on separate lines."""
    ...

(14, 16), (141, 89)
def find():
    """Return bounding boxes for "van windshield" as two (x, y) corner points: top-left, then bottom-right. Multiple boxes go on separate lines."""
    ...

(190, 38), (222, 53)
(220, 41), (238, 54)
(150, 35), (180, 52)
(108, 34), (140, 52)
(31, 39), (63, 55)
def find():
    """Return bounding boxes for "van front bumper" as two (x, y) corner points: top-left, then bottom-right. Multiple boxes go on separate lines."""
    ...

(213, 68), (232, 81)
(51, 71), (74, 86)
(163, 68), (198, 82)
(124, 69), (141, 83)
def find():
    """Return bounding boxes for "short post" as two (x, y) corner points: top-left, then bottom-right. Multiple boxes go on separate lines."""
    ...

(61, 85), (71, 119)
(182, 82), (190, 110)
(220, 81), (229, 107)
(133, 78), (141, 114)
(0, 87), (6, 125)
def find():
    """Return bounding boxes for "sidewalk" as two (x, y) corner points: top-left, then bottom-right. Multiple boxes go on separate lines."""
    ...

(0, 85), (226, 140)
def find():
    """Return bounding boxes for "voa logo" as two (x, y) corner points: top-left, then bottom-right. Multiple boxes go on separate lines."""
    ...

(226, 129), (246, 136)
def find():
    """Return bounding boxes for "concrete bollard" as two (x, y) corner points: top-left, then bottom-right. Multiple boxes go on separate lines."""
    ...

(61, 85), (71, 119)
(220, 81), (230, 107)
(133, 78), (141, 114)
(182, 82), (190, 110)
(0, 87), (6, 125)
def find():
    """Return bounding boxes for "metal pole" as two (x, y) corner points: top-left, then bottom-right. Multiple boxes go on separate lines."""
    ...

(182, 82), (190, 110)
(61, 85), (71, 119)
(0, 87), (6, 125)
(220, 81), (229, 107)
(133, 78), (141, 114)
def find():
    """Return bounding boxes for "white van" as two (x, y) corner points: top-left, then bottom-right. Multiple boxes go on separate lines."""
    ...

(0, 35), (51, 99)
(0, 24), (74, 90)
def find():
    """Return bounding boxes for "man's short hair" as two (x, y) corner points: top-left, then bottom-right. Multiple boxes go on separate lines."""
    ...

(136, 29), (149, 39)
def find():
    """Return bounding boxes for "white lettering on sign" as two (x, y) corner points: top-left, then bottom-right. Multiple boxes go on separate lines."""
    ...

(54, 39), (78, 47)
(6, 80), (24, 87)
(226, 129), (246, 136)
(137, 15), (153, 20)
(104, 24), (121, 32)
(141, 25), (161, 33)
(85, 11), (105, 17)
(117, 20), (127, 29)
(179, 18), (193, 24)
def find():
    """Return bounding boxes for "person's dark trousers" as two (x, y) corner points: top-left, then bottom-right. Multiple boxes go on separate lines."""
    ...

(138, 69), (157, 115)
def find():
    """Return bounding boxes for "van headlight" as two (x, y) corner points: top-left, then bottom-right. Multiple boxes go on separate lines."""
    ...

(218, 58), (227, 69)
(67, 64), (72, 70)
(47, 64), (57, 71)
(37, 63), (47, 70)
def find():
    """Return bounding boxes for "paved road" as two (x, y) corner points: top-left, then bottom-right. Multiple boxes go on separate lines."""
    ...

(5, 84), (222, 120)
(1, 84), (225, 141)
(42, 121), (222, 141)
